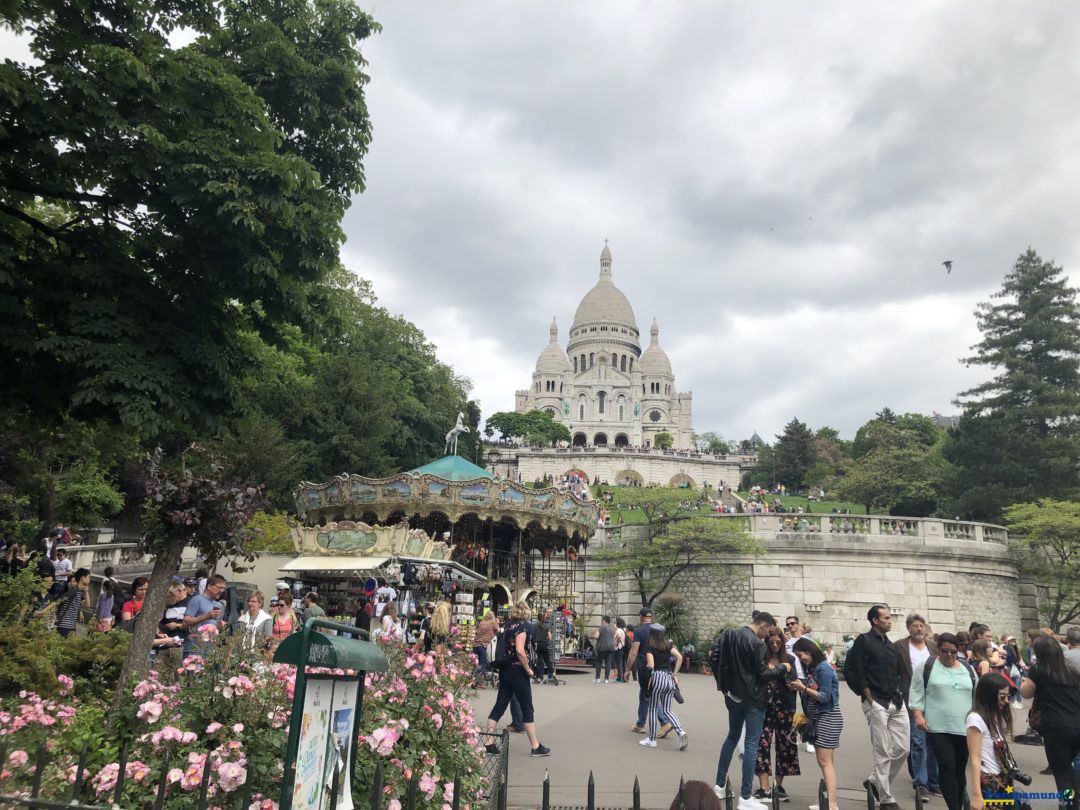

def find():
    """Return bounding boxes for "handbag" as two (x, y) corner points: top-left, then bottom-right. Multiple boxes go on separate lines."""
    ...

(673, 684), (685, 704)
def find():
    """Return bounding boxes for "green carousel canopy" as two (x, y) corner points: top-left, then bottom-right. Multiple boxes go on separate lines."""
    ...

(293, 454), (598, 542)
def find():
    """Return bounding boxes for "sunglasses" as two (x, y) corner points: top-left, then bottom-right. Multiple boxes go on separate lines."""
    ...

(785, 621), (798, 627)
(939, 649), (958, 656)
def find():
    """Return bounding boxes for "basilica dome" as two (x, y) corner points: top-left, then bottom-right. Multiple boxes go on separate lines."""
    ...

(570, 243), (638, 333)
(535, 318), (572, 373)
(639, 319), (672, 376)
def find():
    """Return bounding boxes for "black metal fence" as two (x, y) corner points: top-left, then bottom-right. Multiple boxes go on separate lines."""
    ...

(0, 729), (510, 810)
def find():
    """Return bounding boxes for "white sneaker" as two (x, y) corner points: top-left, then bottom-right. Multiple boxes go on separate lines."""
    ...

(594, 678), (601, 683)
(714, 785), (727, 800)
(805, 742), (815, 753)
(738, 797), (768, 810)
(604, 679), (609, 683)
(639, 738), (657, 747)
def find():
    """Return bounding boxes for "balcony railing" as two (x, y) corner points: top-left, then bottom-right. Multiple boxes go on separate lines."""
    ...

(704, 513), (1008, 545)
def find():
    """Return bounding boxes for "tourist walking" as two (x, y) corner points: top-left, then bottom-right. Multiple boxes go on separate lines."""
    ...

(94, 577), (115, 632)
(844, 604), (909, 810)
(755, 627), (800, 801)
(154, 578), (190, 681)
(54, 567), (90, 638)
(414, 602), (435, 652)
(484, 602), (550, 757)
(271, 595), (299, 652)
(534, 608), (557, 684)
(966, 673), (1015, 810)
(593, 615), (616, 683)
(473, 609), (499, 684)
(120, 576), (149, 625)
(909, 633), (976, 810)
(713, 611), (791, 810)
(627, 607), (671, 735)
(430, 601), (452, 653)
(614, 618), (628, 682)
(183, 573), (226, 657)
(380, 602), (402, 642)
(893, 613), (940, 803)
(640, 625), (687, 750)
(789, 637), (843, 810)
(1019, 635), (1080, 806)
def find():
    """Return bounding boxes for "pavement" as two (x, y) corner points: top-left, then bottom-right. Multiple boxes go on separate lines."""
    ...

(475, 669), (1059, 810)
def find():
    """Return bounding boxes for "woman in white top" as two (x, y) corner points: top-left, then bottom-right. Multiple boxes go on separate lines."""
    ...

(235, 591), (273, 653)
(966, 672), (1013, 810)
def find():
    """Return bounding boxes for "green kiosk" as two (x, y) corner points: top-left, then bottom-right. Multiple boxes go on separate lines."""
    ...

(274, 618), (388, 810)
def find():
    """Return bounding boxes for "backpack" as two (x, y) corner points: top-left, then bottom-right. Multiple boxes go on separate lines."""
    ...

(923, 656), (976, 690)
(494, 620), (534, 669)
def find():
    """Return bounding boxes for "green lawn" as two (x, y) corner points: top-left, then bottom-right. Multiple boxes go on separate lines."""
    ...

(737, 492), (867, 515)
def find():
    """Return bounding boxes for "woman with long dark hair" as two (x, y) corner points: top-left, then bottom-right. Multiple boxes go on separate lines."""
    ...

(1020, 636), (1080, 805)
(967, 673), (1013, 810)
(789, 637), (842, 810)
(754, 627), (800, 800)
(641, 625), (686, 750)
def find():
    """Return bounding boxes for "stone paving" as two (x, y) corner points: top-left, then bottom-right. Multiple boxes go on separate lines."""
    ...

(477, 669), (1058, 810)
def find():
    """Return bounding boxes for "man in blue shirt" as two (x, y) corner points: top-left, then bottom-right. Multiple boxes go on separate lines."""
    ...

(183, 573), (226, 657)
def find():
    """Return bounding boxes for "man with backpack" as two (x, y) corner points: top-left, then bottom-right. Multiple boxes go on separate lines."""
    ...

(484, 602), (550, 757)
(894, 613), (940, 804)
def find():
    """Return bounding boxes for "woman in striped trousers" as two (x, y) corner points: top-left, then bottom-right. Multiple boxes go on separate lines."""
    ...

(642, 625), (689, 750)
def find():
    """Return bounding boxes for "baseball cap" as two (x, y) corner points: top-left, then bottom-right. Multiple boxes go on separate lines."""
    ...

(183, 577), (197, 587)
(639, 606), (652, 617)
(275, 581), (290, 591)
(170, 575), (184, 585)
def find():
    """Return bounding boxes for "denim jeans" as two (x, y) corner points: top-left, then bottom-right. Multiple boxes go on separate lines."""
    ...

(715, 696), (765, 799)
(908, 712), (940, 789)
(473, 645), (489, 680)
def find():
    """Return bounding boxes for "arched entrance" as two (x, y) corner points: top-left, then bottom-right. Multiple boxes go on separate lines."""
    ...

(572, 432), (587, 447)
(615, 469), (644, 487)
(614, 433), (629, 447)
(594, 433), (608, 446)
(489, 581), (513, 607)
(669, 473), (695, 489)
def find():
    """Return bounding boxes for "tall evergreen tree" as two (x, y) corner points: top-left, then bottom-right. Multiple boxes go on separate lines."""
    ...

(773, 417), (817, 491)
(944, 249), (1080, 521)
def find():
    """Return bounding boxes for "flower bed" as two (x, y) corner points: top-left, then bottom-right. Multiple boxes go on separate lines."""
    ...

(0, 629), (488, 809)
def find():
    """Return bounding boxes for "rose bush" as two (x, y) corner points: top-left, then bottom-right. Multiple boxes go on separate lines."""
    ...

(0, 626), (491, 809)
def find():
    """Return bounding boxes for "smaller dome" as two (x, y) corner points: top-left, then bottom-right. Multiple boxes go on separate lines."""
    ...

(639, 318), (672, 376)
(535, 317), (572, 374)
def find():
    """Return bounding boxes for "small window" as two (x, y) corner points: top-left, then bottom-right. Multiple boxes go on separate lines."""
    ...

(580, 404), (585, 420)
(598, 392), (606, 414)
(620, 355), (627, 372)
(590, 327), (597, 332)
(573, 357), (578, 373)
(589, 353), (594, 367)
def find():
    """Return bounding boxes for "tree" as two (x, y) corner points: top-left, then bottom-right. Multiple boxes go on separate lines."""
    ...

(56, 462), (124, 529)
(1003, 500), (1080, 631)
(654, 432), (674, 450)
(944, 249), (1080, 521)
(484, 410), (570, 447)
(695, 431), (729, 454)
(0, 0), (377, 435)
(837, 420), (945, 515)
(773, 418), (817, 491)
(116, 447), (268, 699)
(594, 514), (763, 608)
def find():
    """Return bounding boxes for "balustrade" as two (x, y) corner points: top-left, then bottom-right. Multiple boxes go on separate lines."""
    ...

(707, 513), (1007, 546)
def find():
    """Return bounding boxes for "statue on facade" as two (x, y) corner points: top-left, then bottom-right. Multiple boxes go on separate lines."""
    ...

(445, 411), (470, 455)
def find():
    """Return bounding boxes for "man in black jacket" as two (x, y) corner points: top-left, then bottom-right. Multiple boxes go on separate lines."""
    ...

(844, 604), (910, 810)
(713, 611), (791, 810)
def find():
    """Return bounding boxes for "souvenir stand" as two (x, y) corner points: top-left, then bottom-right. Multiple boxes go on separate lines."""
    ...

(290, 452), (599, 646)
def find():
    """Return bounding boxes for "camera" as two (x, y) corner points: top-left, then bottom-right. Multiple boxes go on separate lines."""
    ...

(1009, 769), (1033, 787)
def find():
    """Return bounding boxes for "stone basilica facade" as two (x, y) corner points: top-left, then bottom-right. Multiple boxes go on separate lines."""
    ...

(514, 243), (694, 449)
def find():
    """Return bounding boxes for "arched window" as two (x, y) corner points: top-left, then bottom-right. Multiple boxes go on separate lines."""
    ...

(620, 355), (627, 372)
(580, 354), (586, 371)
(573, 357), (578, 373)
(628, 358), (633, 372)
(579, 403), (585, 420)
(589, 353), (594, 368)
(619, 404), (624, 421)
(612, 352), (617, 366)
(598, 392), (606, 414)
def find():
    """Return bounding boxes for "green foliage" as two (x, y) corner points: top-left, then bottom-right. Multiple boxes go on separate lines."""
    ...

(944, 249), (1080, 521)
(484, 409), (571, 446)
(0, 0), (377, 435)
(595, 514), (764, 607)
(653, 591), (693, 647)
(246, 511), (296, 553)
(772, 417), (817, 490)
(654, 431), (674, 450)
(837, 421), (945, 516)
(56, 461), (124, 528)
(1003, 499), (1080, 631)
(695, 431), (730, 454)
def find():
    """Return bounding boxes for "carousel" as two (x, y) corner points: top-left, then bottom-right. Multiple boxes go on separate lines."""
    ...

(289, 450), (598, 610)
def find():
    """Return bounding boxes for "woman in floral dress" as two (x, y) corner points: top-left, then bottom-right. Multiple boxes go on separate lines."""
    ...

(755, 627), (801, 800)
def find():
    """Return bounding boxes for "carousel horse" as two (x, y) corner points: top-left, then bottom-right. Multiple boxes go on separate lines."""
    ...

(444, 412), (470, 455)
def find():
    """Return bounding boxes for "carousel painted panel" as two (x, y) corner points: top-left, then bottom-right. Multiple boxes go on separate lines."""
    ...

(460, 482), (492, 506)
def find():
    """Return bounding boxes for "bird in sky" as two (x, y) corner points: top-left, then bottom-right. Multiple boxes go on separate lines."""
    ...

(943, 260), (953, 273)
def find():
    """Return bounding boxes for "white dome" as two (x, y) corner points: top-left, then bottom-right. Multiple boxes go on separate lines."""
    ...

(535, 318), (572, 373)
(639, 319), (672, 376)
(571, 243), (638, 331)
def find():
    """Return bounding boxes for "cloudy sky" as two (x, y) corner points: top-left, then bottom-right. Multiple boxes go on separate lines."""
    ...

(340, 2), (1080, 442)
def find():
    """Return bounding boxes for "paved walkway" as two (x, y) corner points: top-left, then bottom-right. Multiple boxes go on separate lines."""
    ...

(477, 669), (1058, 810)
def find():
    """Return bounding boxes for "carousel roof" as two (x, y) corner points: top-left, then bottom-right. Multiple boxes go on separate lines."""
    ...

(294, 454), (599, 538)
(410, 455), (493, 481)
